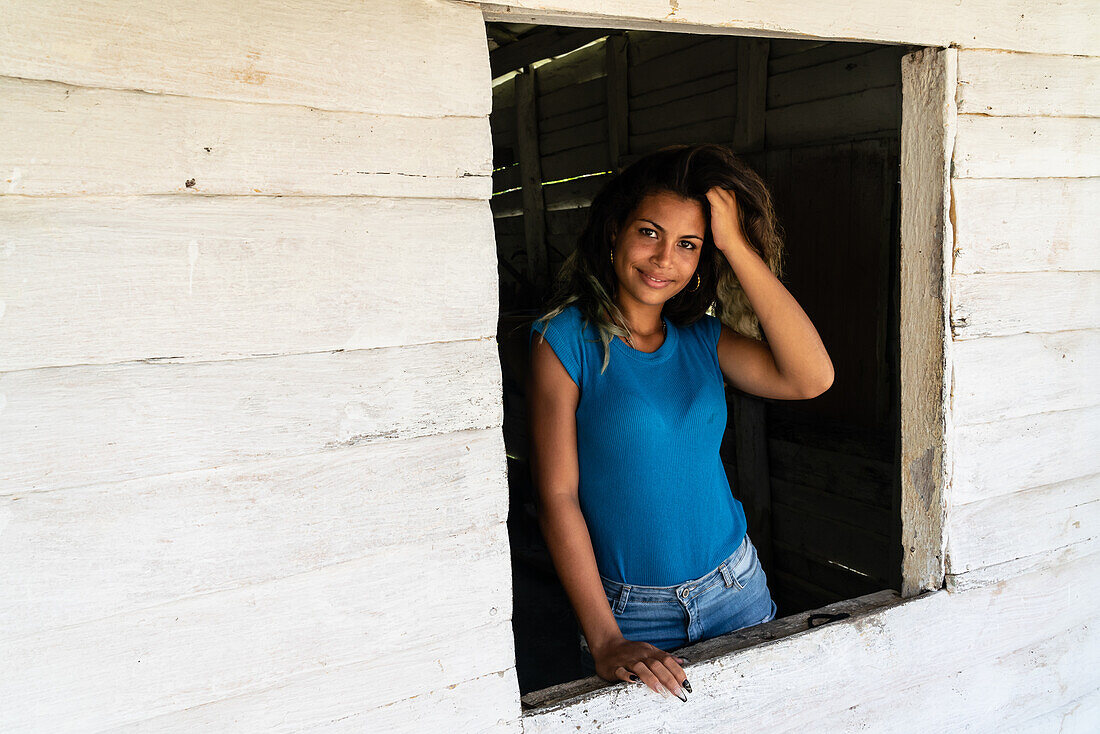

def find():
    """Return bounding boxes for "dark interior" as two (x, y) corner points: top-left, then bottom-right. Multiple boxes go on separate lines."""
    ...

(487, 22), (918, 697)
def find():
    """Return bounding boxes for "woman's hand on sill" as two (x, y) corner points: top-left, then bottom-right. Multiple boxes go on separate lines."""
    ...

(590, 636), (691, 702)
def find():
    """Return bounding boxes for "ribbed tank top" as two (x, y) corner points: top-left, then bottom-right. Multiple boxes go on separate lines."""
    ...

(529, 304), (748, 586)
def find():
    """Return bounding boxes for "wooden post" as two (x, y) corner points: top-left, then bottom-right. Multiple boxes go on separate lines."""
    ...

(605, 33), (629, 172)
(515, 66), (550, 300)
(734, 37), (769, 160)
(899, 46), (955, 597)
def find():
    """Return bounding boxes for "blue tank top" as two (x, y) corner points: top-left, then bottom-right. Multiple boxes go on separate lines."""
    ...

(529, 304), (748, 586)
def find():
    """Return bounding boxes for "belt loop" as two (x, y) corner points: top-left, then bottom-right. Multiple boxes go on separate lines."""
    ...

(720, 562), (736, 588)
(614, 585), (631, 614)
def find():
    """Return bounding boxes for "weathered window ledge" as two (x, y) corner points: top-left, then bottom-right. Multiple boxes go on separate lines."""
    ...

(520, 589), (907, 713)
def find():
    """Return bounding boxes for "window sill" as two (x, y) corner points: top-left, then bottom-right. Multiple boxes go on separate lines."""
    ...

(520, 588), (906, 713)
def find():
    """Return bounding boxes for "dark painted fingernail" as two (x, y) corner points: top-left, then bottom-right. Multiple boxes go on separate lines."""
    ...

(682, 678), (692, 693)
(629, 674), (639, 681)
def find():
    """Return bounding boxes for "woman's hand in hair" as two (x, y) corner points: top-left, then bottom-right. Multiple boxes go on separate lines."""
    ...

(705, 186), (750, 253)
(591, 637), (690, 701)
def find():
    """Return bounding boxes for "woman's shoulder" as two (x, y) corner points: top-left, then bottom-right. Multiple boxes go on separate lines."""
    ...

(683, 312), (722, 350)
(534, 303), (586, 333)
(529, 304), (589, 388)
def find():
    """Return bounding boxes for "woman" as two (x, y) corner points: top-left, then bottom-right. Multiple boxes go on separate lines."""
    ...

(525, 143), (833, 702)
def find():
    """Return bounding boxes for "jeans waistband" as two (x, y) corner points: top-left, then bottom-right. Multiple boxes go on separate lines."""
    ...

(599, 532), (751, 609)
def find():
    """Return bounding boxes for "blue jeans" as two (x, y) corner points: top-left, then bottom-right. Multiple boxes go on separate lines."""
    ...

(579, 532), (777, 676)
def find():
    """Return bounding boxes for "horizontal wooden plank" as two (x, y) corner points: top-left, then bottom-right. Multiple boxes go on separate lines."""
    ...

(945, 535), (1099, 592)
(481, 0), (1098, 56)
(0, 341), (503, 494)
(0, 196), (497, 371)
(0, 77), (492, 198)
(0, 428), (506, 636)
(540, 140), (610, 181)
(494, 161), (522, 193)
(951, 404), (1100, 505)
(767, 45), (905, 110)
(539, 74), (605, 124)
(767, 438), (894, 508)
(768, 41), (883, 75)
(823, 610), (1100, 732)
(628, 30), (703, 68)
(0, 0), (491, 115)
(534, 36), (606, 96)
(540, 116), (606, 157)
(0, 523), (512, 732)
(952, 271), (1100, 339)
(540, 99), (605, 138)
(957, 49), (1100, 117)
(630, 68), (736, 112)
(772, 502), (893, 584)
(628, 35), (738, 97)
(772, 478), (893, 536)
(491, 171), (613, 217)
(767, 84), (899, 147)
(108, 631), (520, 732)
(630, 82), (736, 137)
(521, 589), (902, 710)
(768, 567), (843, 610)
(766, 405), (895, 461)
(1006, 681), (1100, 734)
(954, 115), (1100, 178)
(629, 115), (735, 153)
(945, 474), (1100, 574)
(771, 538), (885, 602)
(951, 330), (1100, 426)
(952, 178), (1100, 274)
(521, 546), (1099, 728)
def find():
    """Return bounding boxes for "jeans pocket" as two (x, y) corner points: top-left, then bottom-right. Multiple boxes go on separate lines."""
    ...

(725, 535), (761, 590)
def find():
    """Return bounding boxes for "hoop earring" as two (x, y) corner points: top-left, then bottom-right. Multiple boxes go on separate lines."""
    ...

(689, 273), (701, 292)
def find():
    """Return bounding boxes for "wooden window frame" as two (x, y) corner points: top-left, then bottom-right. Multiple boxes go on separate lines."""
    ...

(483, 10), (957, 713)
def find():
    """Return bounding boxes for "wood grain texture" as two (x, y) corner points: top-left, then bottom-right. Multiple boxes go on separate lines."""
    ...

(952, 178), (1100, 275)
(957, 49), (1100, 117)
(0, 196), (498, 371)
(481, 0), (1099, 56)
(823, 615), (1100, 732)
(1, 341), (503, 494)
(951, 330), (1100, 426)
(899, 46), (954, 596)
(946, 537), (1100, 593)
(945, 474), (1100, 573)
(521, 547), (1098, 729)
(950, 405), (1100, 505)
(0, 428), (506, 636)
(952, 271), (1100, 338)
(0, 76), (492, 198)
(0, 0), (492, 115)
(954, 115), (1100, 179)
(0, 523), (514, 733)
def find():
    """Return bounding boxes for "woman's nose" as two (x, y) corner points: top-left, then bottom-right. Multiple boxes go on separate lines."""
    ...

(652, 244), (675, 266)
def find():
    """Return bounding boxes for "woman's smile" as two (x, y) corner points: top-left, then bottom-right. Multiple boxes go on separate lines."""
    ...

(637, 267), (674, 288)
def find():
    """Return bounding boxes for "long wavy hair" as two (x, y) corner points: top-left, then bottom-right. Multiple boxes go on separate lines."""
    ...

(531, 142), (786, 374)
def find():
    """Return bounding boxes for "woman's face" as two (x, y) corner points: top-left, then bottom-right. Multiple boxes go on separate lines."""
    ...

(610, 189), (706, 309)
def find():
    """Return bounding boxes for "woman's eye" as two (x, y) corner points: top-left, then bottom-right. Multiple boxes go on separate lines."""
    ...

(638, 227), (695, 249)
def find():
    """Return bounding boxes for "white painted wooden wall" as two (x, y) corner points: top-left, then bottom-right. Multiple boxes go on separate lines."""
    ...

(0, 0), (519, 731)
(2, 0), (1097, 732)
